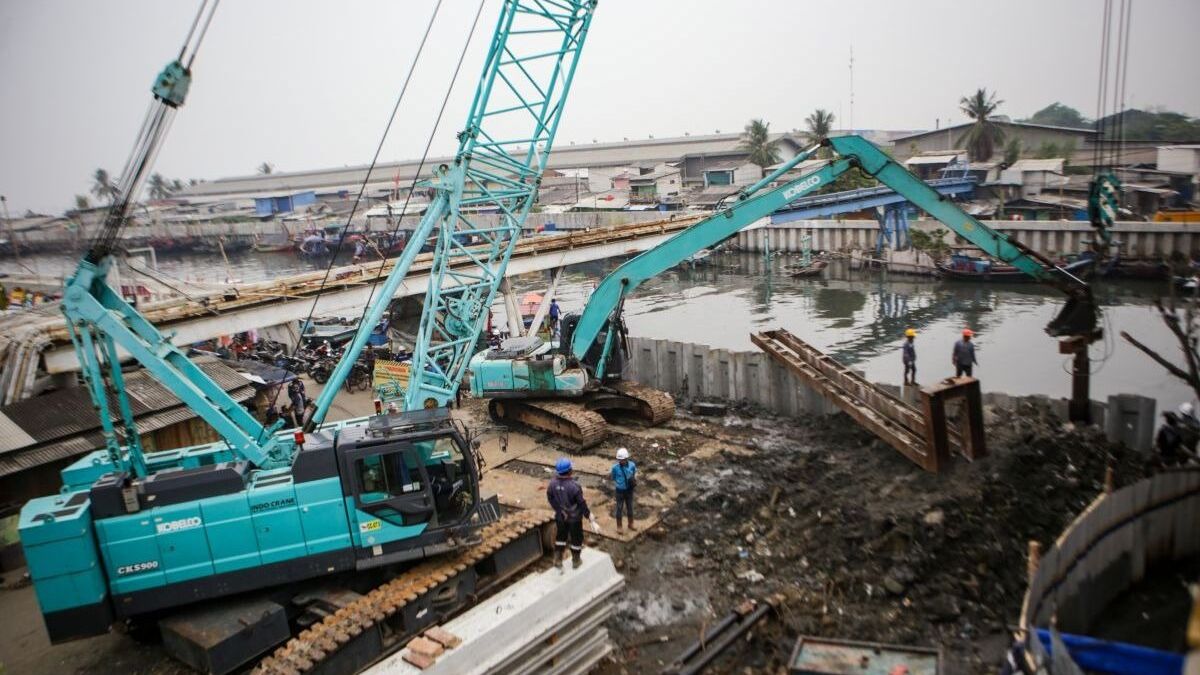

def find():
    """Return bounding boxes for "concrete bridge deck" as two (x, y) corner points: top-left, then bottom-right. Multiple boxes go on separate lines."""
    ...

(0, 214), (705, 396)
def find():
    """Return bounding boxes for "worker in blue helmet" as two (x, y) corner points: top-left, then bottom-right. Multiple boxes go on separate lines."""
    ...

(546, 457), (600, 569)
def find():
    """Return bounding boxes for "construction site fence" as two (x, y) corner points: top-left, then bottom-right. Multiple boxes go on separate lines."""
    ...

(622, 337), (1158, 452)
(1018, 468), (1200, 673)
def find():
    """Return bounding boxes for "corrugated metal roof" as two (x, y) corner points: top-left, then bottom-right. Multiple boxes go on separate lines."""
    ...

(177, 133), (803, 199)
(0, 357), (250, 455)
(891, 121), (1097, 143)
(0, 385), (252, 478)
(906, 153), (962, 165)
(1009, 158), (1065, 172)
(0, 412), (36, 453)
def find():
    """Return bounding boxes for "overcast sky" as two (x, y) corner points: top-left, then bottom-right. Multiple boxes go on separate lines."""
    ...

(2, 0), (1197, 215)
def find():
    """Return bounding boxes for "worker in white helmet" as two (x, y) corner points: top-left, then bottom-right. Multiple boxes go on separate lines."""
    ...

(610, 447), (638, 531)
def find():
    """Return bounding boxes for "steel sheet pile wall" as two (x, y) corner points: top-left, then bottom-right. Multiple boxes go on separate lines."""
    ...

(736, 220), (1200, 258)
(623, 337), (836, 416)
(1018, 468), (1200, 672)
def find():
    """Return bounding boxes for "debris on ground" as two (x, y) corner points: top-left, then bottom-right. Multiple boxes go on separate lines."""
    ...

(593, 396), (1147, 674)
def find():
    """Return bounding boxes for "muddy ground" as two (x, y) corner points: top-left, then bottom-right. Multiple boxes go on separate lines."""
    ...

(580, 398), (1147, 674)
(0, 394), (1147, 674)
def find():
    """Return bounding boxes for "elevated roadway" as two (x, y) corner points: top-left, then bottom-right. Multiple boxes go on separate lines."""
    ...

(22, 215), (706, 374)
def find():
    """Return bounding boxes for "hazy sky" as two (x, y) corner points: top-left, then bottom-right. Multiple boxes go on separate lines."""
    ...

(2, 0), (1197, 214)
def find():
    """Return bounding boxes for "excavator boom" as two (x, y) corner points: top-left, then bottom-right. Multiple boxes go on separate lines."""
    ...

(570, 136), (1099, 365)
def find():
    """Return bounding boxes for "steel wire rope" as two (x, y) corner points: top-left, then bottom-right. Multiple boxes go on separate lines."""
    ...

(347, 0), (490, 348)
(279, 0), (488, 427)
(290, 0), (449, 359)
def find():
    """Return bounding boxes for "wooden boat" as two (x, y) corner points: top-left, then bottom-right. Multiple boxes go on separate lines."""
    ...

(936, 252), (1094, 281)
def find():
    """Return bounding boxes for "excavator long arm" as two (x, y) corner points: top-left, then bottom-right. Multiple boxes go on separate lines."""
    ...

(571, 135), (1098, 366)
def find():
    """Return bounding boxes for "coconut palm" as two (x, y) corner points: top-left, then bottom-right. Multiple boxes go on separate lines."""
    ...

(957, 88), (1006, 161)
(91, 168), (118, 202)
(739, 119), (781, 168)
(802, 109), (835, 146)
(257, 162), (274, 175)
(147, 173), (170, 199)
(74, 194), (90, 210)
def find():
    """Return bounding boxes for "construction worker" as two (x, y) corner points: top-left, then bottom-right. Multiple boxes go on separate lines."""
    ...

(548, 297), (561, 337)
(1155, 412), (1188, 468)
(902, 328), (917, 385)
(952, 328), (978, 377)
(547, 458), (600, 569)
(610, 447), (637, 531)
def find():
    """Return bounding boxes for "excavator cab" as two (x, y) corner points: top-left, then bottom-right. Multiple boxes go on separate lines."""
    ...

(337, 408), (488, 567)
(559, 311), (628, 382)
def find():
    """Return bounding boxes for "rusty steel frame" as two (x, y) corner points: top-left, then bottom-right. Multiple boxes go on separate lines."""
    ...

(753, 329), (985, 473)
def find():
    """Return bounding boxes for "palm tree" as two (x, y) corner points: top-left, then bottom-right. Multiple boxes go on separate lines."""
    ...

(91, 168), (118, 202)
(803, 109), (836, 158)
(74, 194), (91, 210)
(171, 178), (185, 193)
(147, 173), (170, 199)
(739, 119), (781, 168)
(802, 109), (835, 146)
(957, 88), (1006, 161)
(257, 162), (274, 175)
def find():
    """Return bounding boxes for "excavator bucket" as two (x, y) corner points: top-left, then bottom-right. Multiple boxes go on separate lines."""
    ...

(1046, 290), (1099, 338)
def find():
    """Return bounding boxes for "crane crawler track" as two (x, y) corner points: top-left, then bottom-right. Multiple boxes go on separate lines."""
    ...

(254, 510), (554, 675)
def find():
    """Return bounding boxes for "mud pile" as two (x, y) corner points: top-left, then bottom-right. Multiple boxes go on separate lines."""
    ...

(601, 398), (1148, 674)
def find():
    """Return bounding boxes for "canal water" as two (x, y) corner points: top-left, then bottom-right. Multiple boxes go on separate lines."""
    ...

(3, 248), (1190, 413)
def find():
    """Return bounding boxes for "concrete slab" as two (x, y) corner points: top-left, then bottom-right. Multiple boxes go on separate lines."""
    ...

(366, 549), (623, 675)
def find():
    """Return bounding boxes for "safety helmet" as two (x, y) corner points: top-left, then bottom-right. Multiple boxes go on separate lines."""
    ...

(962, 329), (973, 337)
(555, 457), (573, 475)
(904, 328), (917, 338)
(616, 447), (630, 460)
(1180, 402), (1195, 417)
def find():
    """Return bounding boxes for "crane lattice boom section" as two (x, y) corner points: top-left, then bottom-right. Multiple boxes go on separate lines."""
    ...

(407, 0), (595, 409)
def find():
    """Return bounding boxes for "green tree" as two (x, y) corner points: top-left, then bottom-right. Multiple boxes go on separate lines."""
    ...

(1025, 102), (1090, 129)
(74, 194), (90, 210)
(738, 119), (781, 168)
(91, 168), (118, 202)
(957, 88), (1006, 161)
(147, 173), (170, 199)
(1034, 141), (1061, 159)
(257, 162), (274, 175)
(171, 178), (185, 193)
(1003, 138), (1022, 165)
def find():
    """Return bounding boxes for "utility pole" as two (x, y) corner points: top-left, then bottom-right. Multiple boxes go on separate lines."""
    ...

(0, 194), (23, 270)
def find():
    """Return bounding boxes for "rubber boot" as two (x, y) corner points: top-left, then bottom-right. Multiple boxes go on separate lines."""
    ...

(553, 546), (564, 569)
(627, 518), (636, 531)
(615, 516), (623, 531)
(571, 548), (583, 569)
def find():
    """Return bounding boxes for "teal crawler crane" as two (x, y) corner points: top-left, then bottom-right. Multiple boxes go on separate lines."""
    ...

(19, 3), (597, 671)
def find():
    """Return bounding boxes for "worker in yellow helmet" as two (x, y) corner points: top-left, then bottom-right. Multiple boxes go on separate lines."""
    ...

(902, 328), (917, 386)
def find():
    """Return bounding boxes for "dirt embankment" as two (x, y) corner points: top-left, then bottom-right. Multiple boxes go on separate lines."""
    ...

(596, 398), (1147, 674)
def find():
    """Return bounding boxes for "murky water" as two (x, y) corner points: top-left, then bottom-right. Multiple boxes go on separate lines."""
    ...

(3, 248), (1190, 412)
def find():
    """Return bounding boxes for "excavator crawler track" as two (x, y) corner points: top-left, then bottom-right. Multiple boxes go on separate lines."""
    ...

(489, 398), (608, 450)
(253, 510), (554, 675)
(608, 380), (676, 426)
(487, 382), (674, 450)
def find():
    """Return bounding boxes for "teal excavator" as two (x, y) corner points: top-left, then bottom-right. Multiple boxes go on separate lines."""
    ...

(19, 3), (598, 672)
(469, 135), (1101, 445)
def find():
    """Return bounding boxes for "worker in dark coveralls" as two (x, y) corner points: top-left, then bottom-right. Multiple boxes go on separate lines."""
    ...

(902, 328), (917, 385)
(547, 458), (600, 569)
(952, 328), (978, 377)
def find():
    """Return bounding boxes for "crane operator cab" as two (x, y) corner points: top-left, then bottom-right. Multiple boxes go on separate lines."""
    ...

(335, 407), (492, 569)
